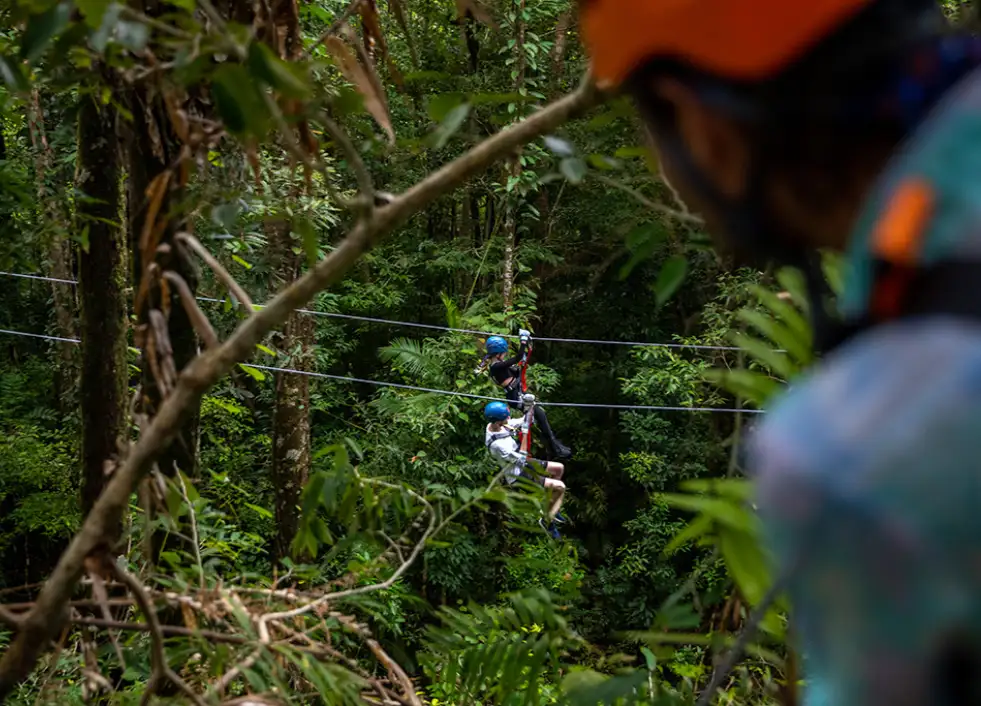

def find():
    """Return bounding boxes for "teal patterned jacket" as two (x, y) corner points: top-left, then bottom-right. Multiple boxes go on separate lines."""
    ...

(751, 66), (981, 706)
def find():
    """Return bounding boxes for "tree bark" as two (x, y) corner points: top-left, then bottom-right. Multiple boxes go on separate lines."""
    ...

(269, 219), (314, 563)
(265, 0), (311, 564)
(500, 0), (527, 313)
(28, 89), (77, 408)
(77, 92), (128, 521)
(126, 89), (199, 486)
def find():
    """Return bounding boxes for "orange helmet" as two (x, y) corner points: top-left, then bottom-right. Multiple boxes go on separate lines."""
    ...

(581, 0), (875, 89)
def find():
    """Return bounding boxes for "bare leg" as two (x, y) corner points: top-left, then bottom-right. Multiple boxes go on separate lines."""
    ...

(546, 461), (564, 480)
(543, 478), (565, 521)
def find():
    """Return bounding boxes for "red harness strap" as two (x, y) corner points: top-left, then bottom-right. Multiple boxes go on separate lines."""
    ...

(518, 397), (534, 455)
(517, 341), (533, 452)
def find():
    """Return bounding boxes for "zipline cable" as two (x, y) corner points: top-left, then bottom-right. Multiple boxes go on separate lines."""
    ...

(0, 271), (745, 352)
(0, 327), (764, 415)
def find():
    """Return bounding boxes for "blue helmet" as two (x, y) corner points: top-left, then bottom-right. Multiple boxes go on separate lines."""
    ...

(484, 401), (510, 421)
(485, 336), (508, 355)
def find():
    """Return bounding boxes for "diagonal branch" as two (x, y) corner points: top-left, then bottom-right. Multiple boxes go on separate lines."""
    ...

(177, 233), (255, 314)
(0, 76), (599, 697)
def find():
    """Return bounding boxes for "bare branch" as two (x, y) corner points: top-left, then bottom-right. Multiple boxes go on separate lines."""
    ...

(0, 77), (599, 696)
(256, 480), (436, 643)
(591, 174), (703, 226)
(109, 562), (207, 706)
(176, 473), (205, 588)
(119, 6), (194, 39)
(163, 271), (219, 349)
(0, 606), (21, 630)
(71, 617), (249, 645)
(317, 111), (375, 203)
(304, 0), (366, 58)
(208, 647), (264, 699)
(176, 233), (255, 314)
(85, 558), (126, 670)
(337, 615), (421, 706)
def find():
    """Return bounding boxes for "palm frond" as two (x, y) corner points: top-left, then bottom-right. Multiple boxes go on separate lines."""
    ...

(378, 338), (441, 379)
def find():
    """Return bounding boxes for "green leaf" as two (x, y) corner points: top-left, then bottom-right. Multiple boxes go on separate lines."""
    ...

(179, 471), (199, 503)
(429, 103), (470, 150)
(704, 368), (779, 407)
(652, 255), (688, 307)
(613, 145), (649, 160)
(76, 0), (112, 27)
(21, 2), (72, 63)
(164, 0), (196, 8)
(238, 364), (265, 381)
(562, 669), (647, 706)
(559, 157), (587, 184)
(293, 215), (319, 268)
(730, 332), (798, 381)
(737, 308), (811, 364)
(0, 56), (28, 93)
(211, 64), (270, 137)
(586, 153), (620, 171)
(640, 646), (657, 672)
(246, 41), (310, 98)
(659, 493), (756, 534)
(719, 527), (770, 606)
(748, 283), (811, 344)
(231, 254), (253, 270)
(245, 503), (273, 519)
(663, 514), (713, 556)
(255, 343), (276, 357)
(427, 93), (465, 123)
(618, 222), (667, 279)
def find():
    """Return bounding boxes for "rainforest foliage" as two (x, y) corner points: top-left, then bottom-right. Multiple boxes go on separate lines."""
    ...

(0, 0), (970, 704)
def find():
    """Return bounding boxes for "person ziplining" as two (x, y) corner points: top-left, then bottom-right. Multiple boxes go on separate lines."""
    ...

(483, 400), (567, 539)
(477, 329), (572, 461)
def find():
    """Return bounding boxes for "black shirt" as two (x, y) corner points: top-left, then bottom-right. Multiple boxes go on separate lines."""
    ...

(488, 341), (529, 386)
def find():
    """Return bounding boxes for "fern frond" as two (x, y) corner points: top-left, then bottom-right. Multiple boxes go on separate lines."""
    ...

(424, 589), (579, 704)
(379, 338), (441, 379)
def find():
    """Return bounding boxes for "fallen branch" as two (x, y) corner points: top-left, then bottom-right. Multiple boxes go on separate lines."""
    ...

(71, 616), (248, 645)
(0, 76), (599, 696)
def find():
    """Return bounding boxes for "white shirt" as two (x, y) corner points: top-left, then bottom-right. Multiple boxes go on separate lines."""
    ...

(485, 418), (527, 477)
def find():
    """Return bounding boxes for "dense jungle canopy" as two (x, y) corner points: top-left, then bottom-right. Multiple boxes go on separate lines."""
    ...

(0, 0), (971, 704)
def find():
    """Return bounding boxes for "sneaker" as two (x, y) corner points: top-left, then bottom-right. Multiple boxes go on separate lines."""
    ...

(547, 521), (561, 540)
(553, 513), (568, 525)
(551, 441), (572, 461)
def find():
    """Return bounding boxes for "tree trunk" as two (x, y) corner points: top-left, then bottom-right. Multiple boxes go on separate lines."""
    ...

(125, 79), (200, 574)
(501, 0), (527, 313)
(28, 89), (77, 409)
(265, 0), (311, 564)
(270, 217), (314, 563)
(77, 92), (128, 521)
(501, 192), (516, 311)
(127, 91), (199, 484)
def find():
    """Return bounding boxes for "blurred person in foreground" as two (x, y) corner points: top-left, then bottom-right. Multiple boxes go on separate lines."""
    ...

(581, 1), (981, 704)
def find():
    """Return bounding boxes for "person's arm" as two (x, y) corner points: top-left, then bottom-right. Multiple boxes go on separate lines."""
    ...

(493, 340), (528, 369)
(489, 438), (527, 466)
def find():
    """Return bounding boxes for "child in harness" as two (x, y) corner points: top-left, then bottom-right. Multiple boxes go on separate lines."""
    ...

(479, 330), (572, 461)
(483, 401), (566, 539)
